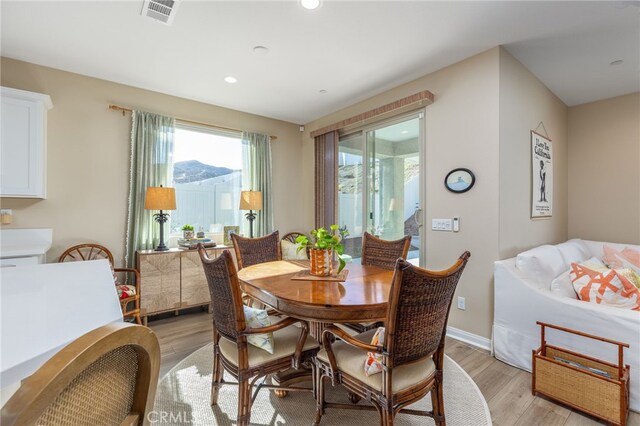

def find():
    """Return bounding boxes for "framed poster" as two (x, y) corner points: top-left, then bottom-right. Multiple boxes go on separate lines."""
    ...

(223, 225), (239, 246)
(531, 130), (553, 218)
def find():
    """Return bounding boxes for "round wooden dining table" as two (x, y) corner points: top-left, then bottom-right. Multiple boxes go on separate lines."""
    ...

(237, 260), (394, 339)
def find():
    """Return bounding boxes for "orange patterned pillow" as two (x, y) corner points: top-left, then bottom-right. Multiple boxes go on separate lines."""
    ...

(570, 263), (640, 310)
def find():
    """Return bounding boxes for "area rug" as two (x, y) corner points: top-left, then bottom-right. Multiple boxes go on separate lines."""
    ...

(154, 344), (492, 425)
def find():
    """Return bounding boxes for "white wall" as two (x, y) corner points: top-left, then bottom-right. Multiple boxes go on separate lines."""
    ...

(498, 48), (569, 259)
(0, 58), (308, 265)
(304, 48), (502, 339)
(568, 93), (640, 244)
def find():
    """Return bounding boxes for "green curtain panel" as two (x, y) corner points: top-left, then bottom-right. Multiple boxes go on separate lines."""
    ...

(125, 111), (175, 267)
(241, 132), (273, 237)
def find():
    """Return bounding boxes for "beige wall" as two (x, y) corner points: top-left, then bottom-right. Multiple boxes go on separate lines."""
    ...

(568, 93), (640, 244)
(304, 48), (502, 339)
(0, 58), (308, 265)
(498, 48), (568, 258)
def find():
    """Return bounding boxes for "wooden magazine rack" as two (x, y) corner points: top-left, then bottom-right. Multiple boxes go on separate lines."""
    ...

(532, 321), (630, 425)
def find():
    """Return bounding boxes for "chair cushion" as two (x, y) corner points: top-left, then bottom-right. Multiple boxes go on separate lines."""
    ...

(317, 329), (436, 392)
(116, 285), (136, 300)
(219, 317), (319, 368)
(243, 305), (275, 354)
(281, 240), (308, 260)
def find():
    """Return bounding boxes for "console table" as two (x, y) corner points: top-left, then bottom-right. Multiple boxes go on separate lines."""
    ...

(136, 246), (236, 325)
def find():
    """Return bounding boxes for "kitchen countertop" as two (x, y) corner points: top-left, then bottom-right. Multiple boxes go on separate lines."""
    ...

(0, 228), (53, 258)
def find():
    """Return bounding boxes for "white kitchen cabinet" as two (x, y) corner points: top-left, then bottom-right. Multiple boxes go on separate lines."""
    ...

(1, 87), (53, 198)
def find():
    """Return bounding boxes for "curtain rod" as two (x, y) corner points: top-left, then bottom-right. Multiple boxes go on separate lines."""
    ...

(108, 105), (277, 140)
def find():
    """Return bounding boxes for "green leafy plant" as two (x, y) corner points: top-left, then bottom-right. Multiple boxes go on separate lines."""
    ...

(181, 224), (194, 231)
(296, 224), (350, 273)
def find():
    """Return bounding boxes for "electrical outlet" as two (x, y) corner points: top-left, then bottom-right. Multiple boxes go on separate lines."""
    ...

(457, 296), (466, 310)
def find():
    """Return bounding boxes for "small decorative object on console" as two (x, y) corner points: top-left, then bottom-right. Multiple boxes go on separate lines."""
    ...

(181, 224), (195, 239)
(178, 238), (216, 249)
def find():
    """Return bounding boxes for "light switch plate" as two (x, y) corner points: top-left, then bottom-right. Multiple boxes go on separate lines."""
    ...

(431, 218), (452, 231)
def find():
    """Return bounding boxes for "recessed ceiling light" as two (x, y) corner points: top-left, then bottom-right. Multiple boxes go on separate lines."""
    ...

(610, 60), (624, 66)
(401, 130), (409, 134)
(301, 0), (320, 10)
(224, 76), (237, 84)
(253, 46), (269, 55)
(319, 89), (327, 94)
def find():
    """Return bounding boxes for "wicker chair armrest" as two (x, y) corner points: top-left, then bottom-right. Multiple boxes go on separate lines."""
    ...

(322, 325), (382, 385)
(241, 316), (298, 335)
(114, 267), (140, 287)
(119, 295), (138, 304)
(322, 325), (382, 353)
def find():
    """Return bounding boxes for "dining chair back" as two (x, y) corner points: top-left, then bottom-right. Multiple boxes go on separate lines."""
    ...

(361, 232), (412, 270)
(1, 323), (160, 426)
(198, 246), (319, 425)
(343, 232), (412, 333)
(314, 252), (471, 426)
(58, 243), (141, 325)
(231, 231), (281, 270)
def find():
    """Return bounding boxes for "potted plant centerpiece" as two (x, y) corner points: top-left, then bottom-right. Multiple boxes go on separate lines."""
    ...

(296, 225), (349, 277)
(181, 224), (195, 240)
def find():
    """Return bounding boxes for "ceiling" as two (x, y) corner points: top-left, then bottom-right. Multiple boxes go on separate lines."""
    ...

(1, 1), (638, 124)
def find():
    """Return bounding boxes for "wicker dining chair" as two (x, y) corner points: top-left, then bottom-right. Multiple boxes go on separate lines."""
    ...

(1, 323), (160, 426)
(198, 247), (319, 426)
(314, 252), (471, 426)
(281, 231), (310, 260)
(342, 232), (412, 334)
(58, 243), (142, 325)
(231, 231), (281, 270)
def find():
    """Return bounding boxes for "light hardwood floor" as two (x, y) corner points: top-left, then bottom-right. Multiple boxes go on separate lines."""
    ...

(149, 311), (639, 426)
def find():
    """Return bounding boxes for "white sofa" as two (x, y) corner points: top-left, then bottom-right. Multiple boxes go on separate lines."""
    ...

(494, 239), (640, 412)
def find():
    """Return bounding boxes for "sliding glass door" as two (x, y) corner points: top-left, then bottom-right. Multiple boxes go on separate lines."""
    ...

(338, 112), (425, 265)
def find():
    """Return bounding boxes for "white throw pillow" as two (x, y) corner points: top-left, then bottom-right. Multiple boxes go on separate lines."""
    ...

(281, 239), (308, 260)
(516, 245), (565, 289)
(243, 305), (274, 354)
(556, 239), (590, 268)
(550, 270), (578, 300)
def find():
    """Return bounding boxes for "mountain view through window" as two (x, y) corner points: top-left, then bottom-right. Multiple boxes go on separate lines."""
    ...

(170, 126), (243, 235)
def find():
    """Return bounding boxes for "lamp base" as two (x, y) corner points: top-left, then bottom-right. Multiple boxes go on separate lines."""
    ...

(154, 244), (169, 252)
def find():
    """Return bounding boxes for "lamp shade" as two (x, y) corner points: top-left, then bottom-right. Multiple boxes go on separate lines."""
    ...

(145, 186), (176, 210)
(239, 191), (263, 211)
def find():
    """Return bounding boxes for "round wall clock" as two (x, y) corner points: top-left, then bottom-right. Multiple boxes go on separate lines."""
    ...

(445, 168), (475, 193)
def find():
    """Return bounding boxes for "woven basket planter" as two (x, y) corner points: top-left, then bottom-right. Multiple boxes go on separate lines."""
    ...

(309, 248), (334, 277)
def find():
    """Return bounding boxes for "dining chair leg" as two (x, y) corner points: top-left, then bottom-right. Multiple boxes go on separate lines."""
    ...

(237, 377), (251, 426)
(431, 377), (446, 426)
(210, 350), (223, 405)
(313, 375), (326, 426)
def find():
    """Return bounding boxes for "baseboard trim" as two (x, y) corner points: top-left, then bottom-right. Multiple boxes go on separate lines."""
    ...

(446, 326), (492, 352)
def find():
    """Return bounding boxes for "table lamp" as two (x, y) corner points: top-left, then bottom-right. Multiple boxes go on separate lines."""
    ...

(239, 190), (262, 238)
(145, 185), (176, 251)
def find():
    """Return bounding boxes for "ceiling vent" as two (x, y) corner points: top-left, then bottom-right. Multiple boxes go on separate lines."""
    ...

(141, 0), (179, 25)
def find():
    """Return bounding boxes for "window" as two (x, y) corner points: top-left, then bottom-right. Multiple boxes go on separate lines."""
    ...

(170, 124), (243, 236)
